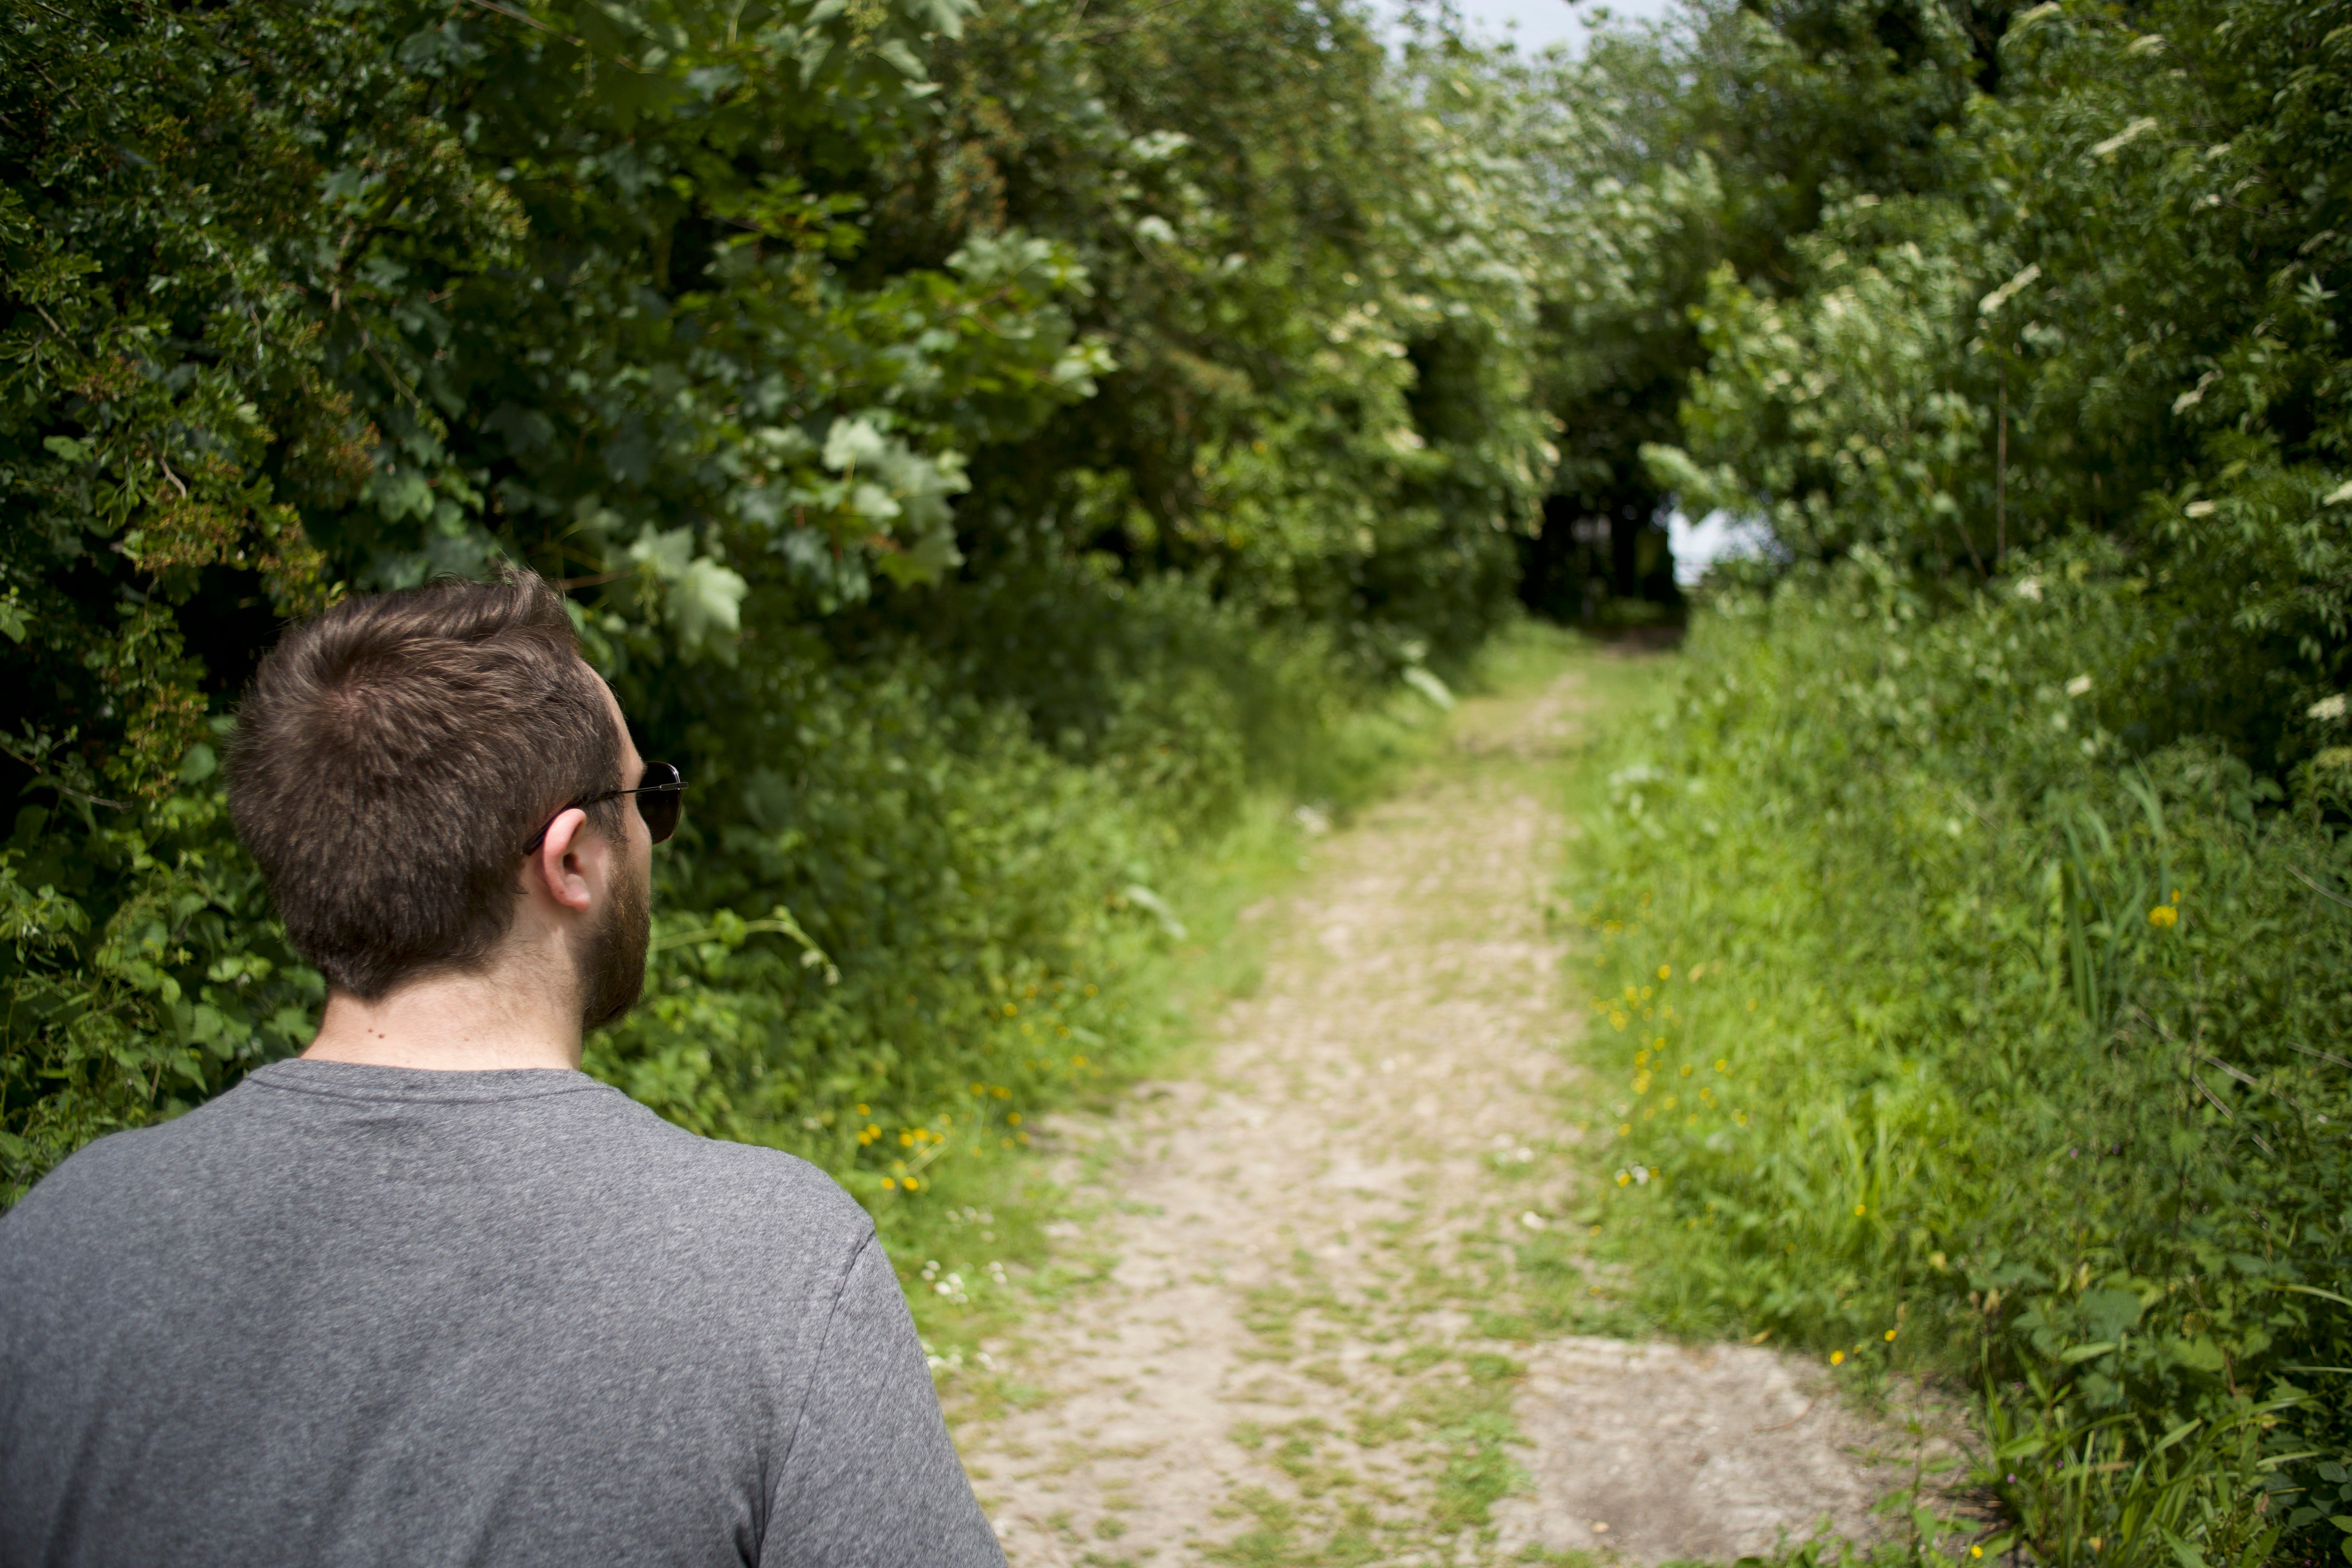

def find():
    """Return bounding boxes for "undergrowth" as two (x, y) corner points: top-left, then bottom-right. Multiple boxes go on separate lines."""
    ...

(1560, 558), (2352, 1568)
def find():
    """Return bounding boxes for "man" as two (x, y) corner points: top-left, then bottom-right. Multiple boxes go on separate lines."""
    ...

(0, 572), (1004, 1567)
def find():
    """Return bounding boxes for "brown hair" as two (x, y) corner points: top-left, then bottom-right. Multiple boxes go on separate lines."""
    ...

(227, 569), (623, 1000)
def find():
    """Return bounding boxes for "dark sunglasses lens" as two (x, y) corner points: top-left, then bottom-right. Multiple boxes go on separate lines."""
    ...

(637, 764), (682, 844)
(638, 790), (680, 844)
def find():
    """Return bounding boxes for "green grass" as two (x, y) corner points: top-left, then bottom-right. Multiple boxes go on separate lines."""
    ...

(1550, 567), (2352, 1568)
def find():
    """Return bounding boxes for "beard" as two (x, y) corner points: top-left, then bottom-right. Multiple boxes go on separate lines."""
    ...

(577, 844), (650, 1031)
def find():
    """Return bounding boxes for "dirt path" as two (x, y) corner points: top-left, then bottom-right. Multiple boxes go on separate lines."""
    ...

(951, 657), (1922, 1567)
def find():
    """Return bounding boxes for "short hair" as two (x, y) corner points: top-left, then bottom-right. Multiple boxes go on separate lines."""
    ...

(228, 569), (623, 1000)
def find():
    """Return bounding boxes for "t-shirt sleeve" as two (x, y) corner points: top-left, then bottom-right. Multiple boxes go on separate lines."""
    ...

(762, 1231), (1006, 1568)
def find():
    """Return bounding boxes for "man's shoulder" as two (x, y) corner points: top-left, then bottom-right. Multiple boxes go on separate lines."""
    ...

(0, 1101), (223, 1230)
(593, 1094), (871, 1236)
(2, 1065), (873, 1262)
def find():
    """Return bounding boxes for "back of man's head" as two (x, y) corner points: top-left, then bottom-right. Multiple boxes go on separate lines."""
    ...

(228, 570), (621, 1001)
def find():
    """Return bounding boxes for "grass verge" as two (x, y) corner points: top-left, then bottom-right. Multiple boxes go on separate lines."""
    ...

(1550, 569), (2352, 1568)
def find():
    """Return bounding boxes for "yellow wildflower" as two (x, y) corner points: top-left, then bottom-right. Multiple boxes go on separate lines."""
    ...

(1854, 1203), (1866, 1216)
(1830, 1350), (1844, 1366)
(1884, 1329), (1897, 1341)
(2148, 904), (2178, 928)
(1657, 964), (1671, 980)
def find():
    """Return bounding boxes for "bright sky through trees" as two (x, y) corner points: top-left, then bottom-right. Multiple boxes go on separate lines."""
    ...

(1437, 0), (1677, 55)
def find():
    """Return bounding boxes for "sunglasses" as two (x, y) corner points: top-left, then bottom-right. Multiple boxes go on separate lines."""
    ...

(523, 762), (686, 855)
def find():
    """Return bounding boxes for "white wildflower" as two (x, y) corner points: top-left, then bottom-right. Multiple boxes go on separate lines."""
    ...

(2066, 674), (2093, 697)
(2310, 694), (2348, 722)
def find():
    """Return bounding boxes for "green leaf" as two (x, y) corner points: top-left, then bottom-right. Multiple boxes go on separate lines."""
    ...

(664, 557), (748, 665)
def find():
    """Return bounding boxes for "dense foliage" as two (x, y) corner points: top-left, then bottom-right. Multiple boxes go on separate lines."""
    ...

(1556, 1), (2352, 1563)
(1577, 566), (2350, 1566)
(0, 0), (1544, 1203)
(9, 0), (2348, 1555)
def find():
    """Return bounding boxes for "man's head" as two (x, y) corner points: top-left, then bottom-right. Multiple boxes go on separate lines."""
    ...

(229, 570), (650, 1025)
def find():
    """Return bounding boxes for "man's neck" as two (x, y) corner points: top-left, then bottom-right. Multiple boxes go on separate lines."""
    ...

(304, 966), (583, 1071)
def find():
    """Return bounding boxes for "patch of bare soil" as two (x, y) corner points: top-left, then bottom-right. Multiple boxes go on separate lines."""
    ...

(949, 664), (1945, 1567)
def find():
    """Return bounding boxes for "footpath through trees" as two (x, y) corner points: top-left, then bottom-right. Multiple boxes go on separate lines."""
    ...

(947, 642), (1959, 1567)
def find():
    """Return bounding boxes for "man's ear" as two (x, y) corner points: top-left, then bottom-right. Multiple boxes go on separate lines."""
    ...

(529, 808), (597, 913)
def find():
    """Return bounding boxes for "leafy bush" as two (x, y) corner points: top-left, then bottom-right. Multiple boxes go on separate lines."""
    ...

(0, 0), (1543, 1201)
(1642, 0), (2352, 769)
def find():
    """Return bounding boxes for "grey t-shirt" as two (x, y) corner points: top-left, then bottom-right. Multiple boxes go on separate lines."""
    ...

(0, 1060), (1005, 1568)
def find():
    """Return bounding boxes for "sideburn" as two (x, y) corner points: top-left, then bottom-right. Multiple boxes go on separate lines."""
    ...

(579, 845), (651, 1031)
